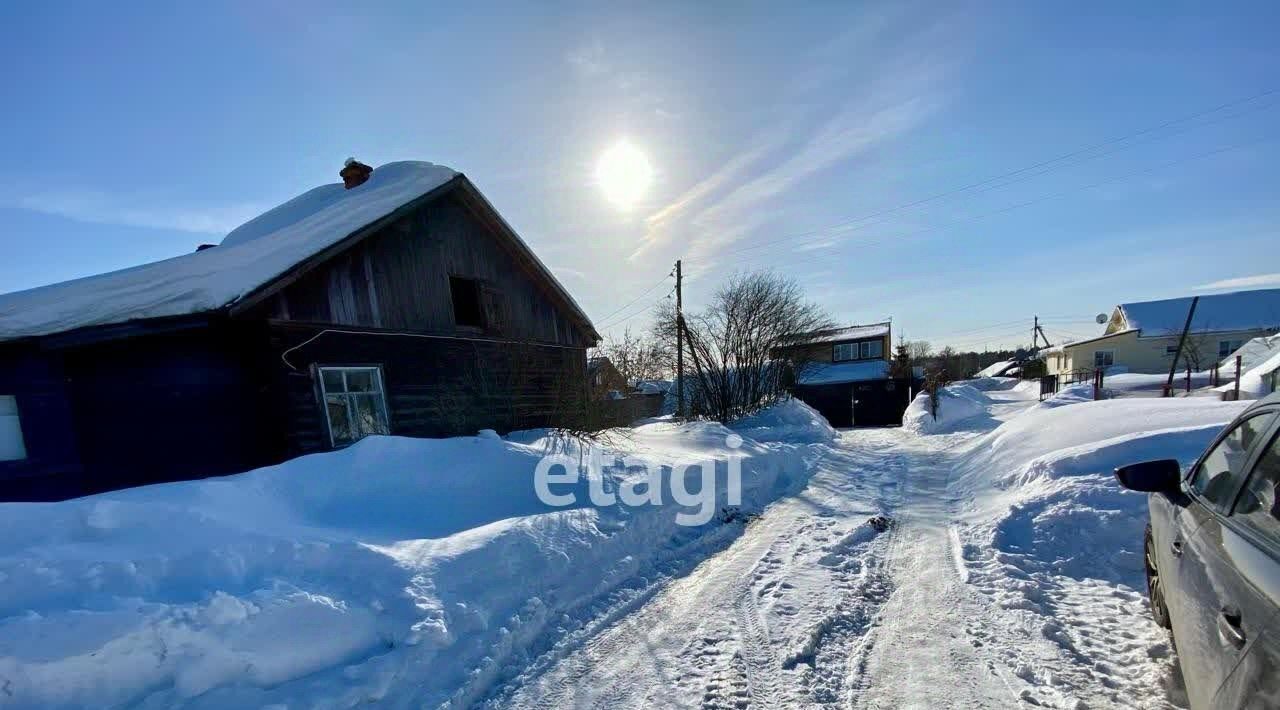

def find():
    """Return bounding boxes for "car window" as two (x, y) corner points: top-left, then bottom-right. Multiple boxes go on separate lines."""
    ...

(1189, 413), (1276, 511)
(1234, 427), (1280, 544)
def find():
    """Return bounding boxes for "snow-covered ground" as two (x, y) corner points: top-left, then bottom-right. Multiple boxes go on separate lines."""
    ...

(0, 385), (1248, 708)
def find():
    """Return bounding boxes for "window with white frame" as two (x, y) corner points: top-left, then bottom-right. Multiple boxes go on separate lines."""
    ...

(833, 342), (856, 362)
(1093, 350), (1115, 368)
(862, 339), (884, 359)
(0, 395), (27, 462)
(319, 367), (390, 447)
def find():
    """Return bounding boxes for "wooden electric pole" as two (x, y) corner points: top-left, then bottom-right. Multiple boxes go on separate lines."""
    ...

(1164, 296), (1199, 397)
(675, 259), (685, 419)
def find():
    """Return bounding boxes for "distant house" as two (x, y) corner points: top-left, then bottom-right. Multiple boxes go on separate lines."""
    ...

(587, 356), (628, 399)
(0, 160), (599, 501)
(1042, 288), (1280, 376)
(781, 322), (915, 427)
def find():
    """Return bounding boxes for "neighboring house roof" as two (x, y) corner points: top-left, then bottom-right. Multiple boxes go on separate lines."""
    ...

(1220, 334), (1280, 372)
(1114, 288), (1280, 337)
(634, 380), (671, 395)
(975, 360), (1017, 378)
(797, 359), (889, 385)
(1045, 329), (1137, 353)
(0, 161), (597, 343)
(799, 322), (891, 345)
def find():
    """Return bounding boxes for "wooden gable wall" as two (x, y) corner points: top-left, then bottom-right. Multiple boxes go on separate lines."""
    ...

(254, 189), (592, 347)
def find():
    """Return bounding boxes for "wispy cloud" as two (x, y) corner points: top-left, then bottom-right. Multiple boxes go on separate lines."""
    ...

(7, 189), (265, 235)
(566, 39), (609, 78)
(630, 24), (953, 270)
(1194, 273), (1280, 291)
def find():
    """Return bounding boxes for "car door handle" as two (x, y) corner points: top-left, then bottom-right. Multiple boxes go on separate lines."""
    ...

(1218, 608), (1247, 649)
(1170, 538), (1184, 557)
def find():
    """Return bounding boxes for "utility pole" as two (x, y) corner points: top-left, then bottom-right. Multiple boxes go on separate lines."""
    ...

(1164, 296), (1199, 397)
(675, 259), (685, 419)
(1031, 315), (1051, 350)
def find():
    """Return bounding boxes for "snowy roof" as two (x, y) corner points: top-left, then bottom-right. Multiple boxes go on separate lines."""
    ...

(1118, 288), (1280, 337)
(800, 322), (890, 345)
(796, 359), (889, 385)
(1049, 329), (1137, 351)
(975, 360), (1016, 378)
(1219, 335), (1280, 372)
(0, 161), (595, 343)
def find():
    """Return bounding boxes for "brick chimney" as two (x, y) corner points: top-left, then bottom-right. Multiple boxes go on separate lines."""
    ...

(340, 158), (373, 189)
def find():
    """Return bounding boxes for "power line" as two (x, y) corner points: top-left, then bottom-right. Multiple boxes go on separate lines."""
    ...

(593, 271), (672, 328)
(596, 285), (675, 331)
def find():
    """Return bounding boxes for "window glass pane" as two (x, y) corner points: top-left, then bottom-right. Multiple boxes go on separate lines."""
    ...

(0, 395), (26, 462)
(346, 369), (376, 393)
(1236, 432), (1280, 542)
(351, 394), (389, 436)
(322, 369), (346, 394)
(1191, 413), (1276, 509)
(326, 394), (356, 445)
(865, 340), (883, 359)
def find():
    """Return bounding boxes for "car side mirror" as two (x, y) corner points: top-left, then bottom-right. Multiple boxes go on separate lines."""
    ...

(1114, 459), (1182, 493)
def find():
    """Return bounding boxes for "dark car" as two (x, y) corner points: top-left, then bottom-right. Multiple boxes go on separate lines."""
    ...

(1115, 392), (1280, 709)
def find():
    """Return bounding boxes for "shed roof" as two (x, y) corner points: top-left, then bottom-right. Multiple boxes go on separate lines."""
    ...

(1118, 288), (1280, 336)
(0, 161), (597, 343)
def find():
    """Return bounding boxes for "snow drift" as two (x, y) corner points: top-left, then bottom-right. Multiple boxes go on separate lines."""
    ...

(903, 382), (993, 434)
(0, 401), (834, 708)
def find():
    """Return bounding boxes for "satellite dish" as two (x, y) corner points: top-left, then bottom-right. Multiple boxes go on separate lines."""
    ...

(1095, 313), (1108, 325)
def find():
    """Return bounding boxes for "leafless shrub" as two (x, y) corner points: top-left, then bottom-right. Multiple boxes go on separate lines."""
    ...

(655, 270), (832, 422)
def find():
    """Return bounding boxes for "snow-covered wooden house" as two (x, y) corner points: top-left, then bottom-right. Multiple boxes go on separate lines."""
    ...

(0, 160), (599, 501)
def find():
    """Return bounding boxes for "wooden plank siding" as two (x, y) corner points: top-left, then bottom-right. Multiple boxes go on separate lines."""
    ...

(256, 191), (591, 347)
(264, 323), (587, 458)
(0, 344), (84, 500)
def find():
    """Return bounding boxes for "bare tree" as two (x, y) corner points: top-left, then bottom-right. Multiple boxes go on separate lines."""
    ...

(655, 271), (832, 422)
(594, 327), (669, 387)
(908, 340), (933, 360)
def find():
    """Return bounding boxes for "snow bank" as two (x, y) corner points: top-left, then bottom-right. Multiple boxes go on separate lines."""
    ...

(903, 383), (993, 434)
(0, 404), (832, 708)
(947, 394), (1247, 705)
(1215, 348), (1280, 399)
(729, 398), (838, 444)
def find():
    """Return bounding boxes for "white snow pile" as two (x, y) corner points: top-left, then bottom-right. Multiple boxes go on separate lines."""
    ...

(730, 398), (838, 444)
(0, 404), (834, 708)
(0, 162), (459, 342)
(1215, 348), (1280, 399)
(950, 395), (1248, 706)
(1036, 382), (1095, 408)
(903, 382), (993, 434)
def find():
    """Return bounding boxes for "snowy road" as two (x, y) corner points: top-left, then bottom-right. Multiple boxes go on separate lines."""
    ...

(487, 425), (1018, 709)
(487, 387), (1186, 709)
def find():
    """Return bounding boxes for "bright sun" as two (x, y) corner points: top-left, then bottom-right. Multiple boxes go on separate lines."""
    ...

(596, 140), (653, 209)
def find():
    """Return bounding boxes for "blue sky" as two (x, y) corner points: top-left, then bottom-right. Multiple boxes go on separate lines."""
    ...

(2, 1), (1277, 350)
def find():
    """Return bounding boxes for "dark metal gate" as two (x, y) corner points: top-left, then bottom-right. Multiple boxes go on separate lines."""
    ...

(793, 377), (918, 428)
